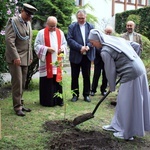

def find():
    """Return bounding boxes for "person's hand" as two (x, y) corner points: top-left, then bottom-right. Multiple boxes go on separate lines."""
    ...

(47, 47), (55, 53)
(85, 46), (89, 51)
(14, 58), (21, 66)
(80, 46), (87, 54)
(58, 48), (64, 54)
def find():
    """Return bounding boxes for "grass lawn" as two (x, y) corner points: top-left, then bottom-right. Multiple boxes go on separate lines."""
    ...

(0, 64), (150, 149)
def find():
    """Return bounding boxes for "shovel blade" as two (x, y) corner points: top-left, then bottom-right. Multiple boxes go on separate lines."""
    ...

(72, 113), (94, 126)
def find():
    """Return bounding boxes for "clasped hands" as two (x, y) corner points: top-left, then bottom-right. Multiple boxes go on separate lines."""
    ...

(80, 46), (89, 54)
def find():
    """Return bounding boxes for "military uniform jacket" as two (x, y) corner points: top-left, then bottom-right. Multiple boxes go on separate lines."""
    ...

(5, 15), (33, 66)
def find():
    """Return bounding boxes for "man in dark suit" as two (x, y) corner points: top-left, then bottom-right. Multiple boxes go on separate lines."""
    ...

(5, 3), (37, 116)
(90, 26), (113, 96)
(67, 9), (95, 102)
(90, 49), (107, 96)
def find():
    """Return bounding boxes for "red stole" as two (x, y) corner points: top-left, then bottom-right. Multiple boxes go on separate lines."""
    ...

(44, 27), (62, 82)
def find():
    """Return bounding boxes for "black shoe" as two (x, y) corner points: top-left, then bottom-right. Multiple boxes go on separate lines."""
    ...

(16, 110), (25, 117)
(110, 101), (117, 106)
(90, 91), (95, 96)
(22, 107), (31, 112)
(71, 96), (78, 102)
(57, 103), (64, 107)
(84, 96), (91, 102)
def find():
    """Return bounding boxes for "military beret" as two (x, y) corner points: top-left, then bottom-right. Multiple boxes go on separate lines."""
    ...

(23, 3), (37, 15)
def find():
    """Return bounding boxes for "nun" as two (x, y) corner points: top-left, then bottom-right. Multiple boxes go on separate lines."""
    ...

(88, 29), (150, 140)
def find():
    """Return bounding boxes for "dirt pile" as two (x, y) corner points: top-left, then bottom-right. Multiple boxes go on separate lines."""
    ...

(43, 120), (150, 150)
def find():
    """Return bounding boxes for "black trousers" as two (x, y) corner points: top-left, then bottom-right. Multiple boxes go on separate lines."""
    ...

(91, 61), (107, 93)
(70, 55), (91, 97)
(39, 75), (63, 107)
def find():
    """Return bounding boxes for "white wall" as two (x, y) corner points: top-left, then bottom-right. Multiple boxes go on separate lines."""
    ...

(74, 0), (146, 31)
(81, 0), (113, 31)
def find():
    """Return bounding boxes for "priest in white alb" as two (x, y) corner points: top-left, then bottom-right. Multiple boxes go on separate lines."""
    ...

(34, 16), (67, 107)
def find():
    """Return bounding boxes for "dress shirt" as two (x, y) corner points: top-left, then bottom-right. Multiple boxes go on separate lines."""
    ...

(79, 23), (86, 55)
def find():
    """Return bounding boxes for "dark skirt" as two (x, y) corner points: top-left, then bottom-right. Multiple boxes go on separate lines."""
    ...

(39, 75), (63, 107)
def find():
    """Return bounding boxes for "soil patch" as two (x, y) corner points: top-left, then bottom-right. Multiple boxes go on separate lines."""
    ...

(43, 120), (150, 150)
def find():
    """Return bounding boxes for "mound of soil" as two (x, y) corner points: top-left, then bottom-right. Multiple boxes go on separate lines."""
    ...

(43, 120), (150, 150)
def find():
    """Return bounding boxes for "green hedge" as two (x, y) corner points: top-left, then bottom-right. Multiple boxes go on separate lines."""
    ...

(141, 35), (150, 60)
(115, 6), (150, 40)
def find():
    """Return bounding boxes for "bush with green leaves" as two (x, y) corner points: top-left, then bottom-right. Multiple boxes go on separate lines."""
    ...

(25, 30), (39, 89)
(0, 0), (18, 86)
(141, 35), (150, 60)
(21, 0), (75, 34)
(0, 35), (8, 87)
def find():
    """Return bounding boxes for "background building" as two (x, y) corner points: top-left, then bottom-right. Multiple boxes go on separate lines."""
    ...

(75, 0), (149, 31)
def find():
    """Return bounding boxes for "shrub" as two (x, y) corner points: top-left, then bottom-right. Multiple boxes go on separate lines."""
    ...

(0, 0), (18, 87)
(141, 35), (150, 60)
(0, 35), (8, 87)
(25, 30), (39, 89)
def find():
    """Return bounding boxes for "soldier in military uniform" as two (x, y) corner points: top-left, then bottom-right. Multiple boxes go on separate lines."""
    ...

(5, 3), (37, 116)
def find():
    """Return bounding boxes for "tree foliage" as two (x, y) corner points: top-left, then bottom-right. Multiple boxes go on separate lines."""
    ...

(72, 3), (99, 26)
(0, 0), (18, 86)
(0, 0), (7, 31)
(18, 0), (75, 34)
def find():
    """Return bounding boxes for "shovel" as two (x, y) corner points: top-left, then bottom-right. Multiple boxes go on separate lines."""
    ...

(72, 78), (121, 126)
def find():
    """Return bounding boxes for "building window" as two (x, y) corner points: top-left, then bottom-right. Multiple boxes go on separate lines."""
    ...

(115, 0), (124, 2)
(138, 0), (142, 4)
(128, 0), (135, 3)
(75, 0), (83, 6)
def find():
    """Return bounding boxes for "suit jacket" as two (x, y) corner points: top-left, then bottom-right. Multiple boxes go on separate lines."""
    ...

(5, 15), (33, 66)
(94, 49), (104, 66)
(121, 31), (143, 51)
(67, 22), (95, 64)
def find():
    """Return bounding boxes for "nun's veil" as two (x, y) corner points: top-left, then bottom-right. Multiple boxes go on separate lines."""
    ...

(88, 29), (138, 60)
